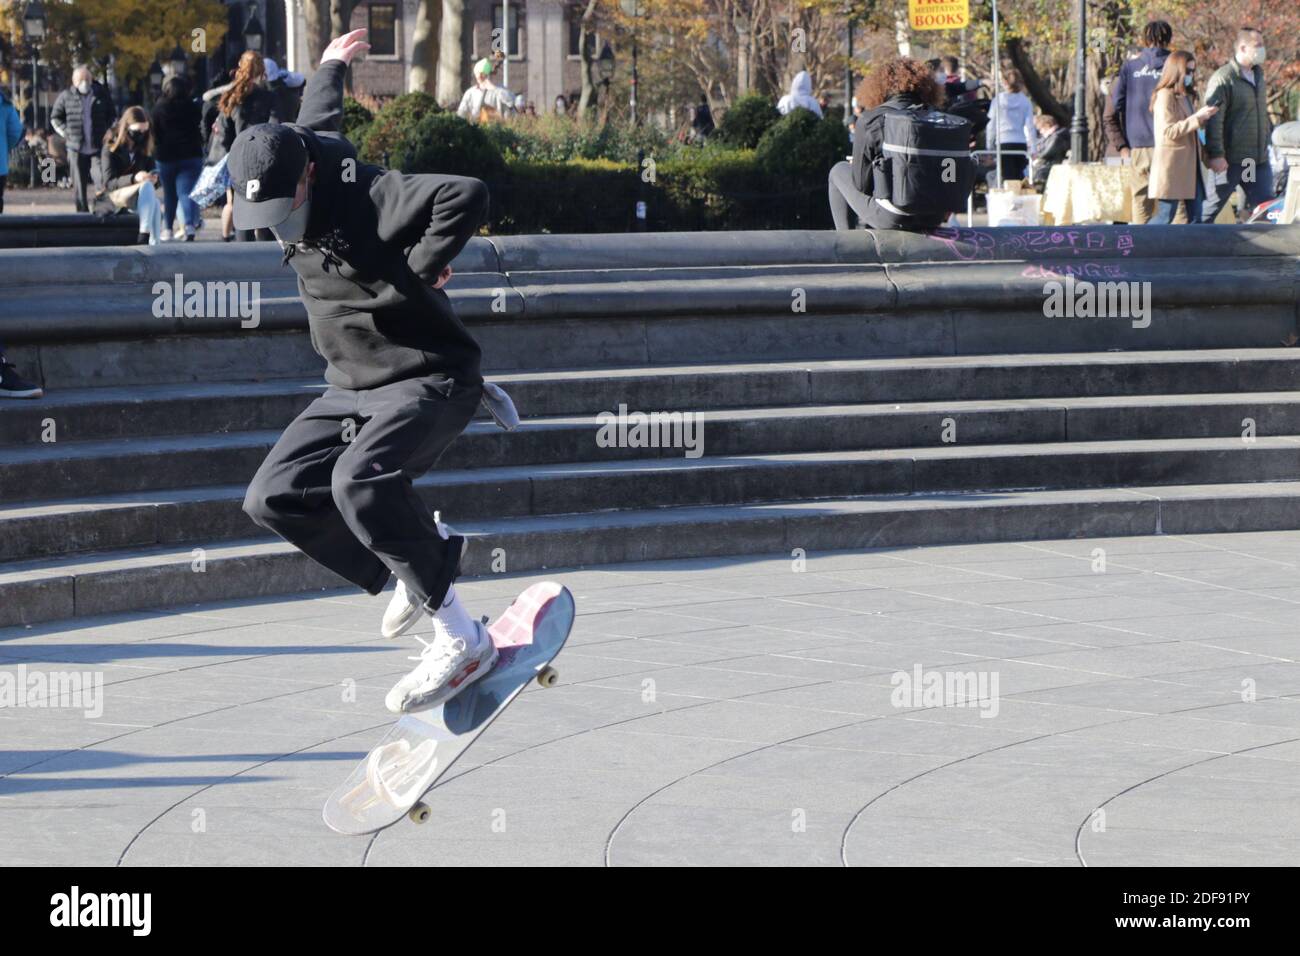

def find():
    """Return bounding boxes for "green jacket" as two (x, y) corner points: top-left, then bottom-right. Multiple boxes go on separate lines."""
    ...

(1204, 59), (1271, 165)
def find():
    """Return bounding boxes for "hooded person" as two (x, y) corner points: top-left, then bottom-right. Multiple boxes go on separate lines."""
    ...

(233, 29), (510, 715)
(456, 58), (516, 124)
(264, 57), (307, 123)
(777, 71), (824, 118)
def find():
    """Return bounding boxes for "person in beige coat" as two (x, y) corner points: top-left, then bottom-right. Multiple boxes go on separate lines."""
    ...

(1149, 50), (1218, 224)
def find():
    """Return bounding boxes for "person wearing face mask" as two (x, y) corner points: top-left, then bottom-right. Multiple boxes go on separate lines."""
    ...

(50, 66), (117, 212)
(97, 108), (162, 243)
(1200, 27), (1273, 222)
(1149, 51), (1218, 224)
(234, 30), (515, 715)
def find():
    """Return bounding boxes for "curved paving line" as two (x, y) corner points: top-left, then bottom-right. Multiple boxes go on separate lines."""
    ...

(115, 720), (393, 867)
(1072, 734), (1300, 867)
(360, 670), (843, 865)
(603, 714), (881, 867)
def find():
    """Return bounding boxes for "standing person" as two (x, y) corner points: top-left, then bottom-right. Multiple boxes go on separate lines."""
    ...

(456, 58), (515, 124)
(1150, 51), (1218, 225)
(219, 51), (279, 240)
(235, 29), (508, 713)
(50, 65), (116, 212)
(1104, 21), (1173, 224)
(985, 69), (1036, 184)
(777, 70), (823, 118)
(0, 86), (22, 212)
(265, 58), (306, 123)
(554, 94), (569, 116)
(1200, 27), (1273, 223)
(150, 76), (205, 241)
(691, 94), (715, 141)
(98, 107), (161, 244)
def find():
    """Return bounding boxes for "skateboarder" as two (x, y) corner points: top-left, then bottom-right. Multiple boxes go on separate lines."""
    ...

(234, 29), (498, 714)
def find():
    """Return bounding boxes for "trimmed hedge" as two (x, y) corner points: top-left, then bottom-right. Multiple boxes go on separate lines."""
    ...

(348, 106), (845, 231)
(714, 94), (780, 149)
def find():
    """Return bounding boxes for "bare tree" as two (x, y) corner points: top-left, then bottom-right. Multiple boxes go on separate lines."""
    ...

(437, 0), (472, 106)
(409, 0), (441, 93)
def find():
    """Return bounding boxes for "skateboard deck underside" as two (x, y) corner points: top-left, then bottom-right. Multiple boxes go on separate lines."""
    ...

(323, 582), (575, 835)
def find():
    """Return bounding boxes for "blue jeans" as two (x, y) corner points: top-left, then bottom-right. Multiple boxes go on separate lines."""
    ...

(136, 181), (162, 242)
(1200, 159), (1274, 223)
(156, 156), (204, 232)
(1150, 177), (1203, 225)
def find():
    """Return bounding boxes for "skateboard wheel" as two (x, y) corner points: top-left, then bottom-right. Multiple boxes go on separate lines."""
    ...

(537, 666), (558, 688)
(408, 802), (431, 825)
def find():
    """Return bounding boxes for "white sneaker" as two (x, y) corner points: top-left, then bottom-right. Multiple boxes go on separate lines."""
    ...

(160, 228), (174, 242)
(385, 619), (497, 714)
(381, 578), (423, 639)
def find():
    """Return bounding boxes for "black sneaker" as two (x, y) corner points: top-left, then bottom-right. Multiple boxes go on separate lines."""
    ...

(0, 361), (43, 399)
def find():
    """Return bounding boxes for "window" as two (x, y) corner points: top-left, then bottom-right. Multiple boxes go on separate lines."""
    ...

(492, 3), (522, 58)
(368, 3), (398, 57)
(567, 5), (597, 59)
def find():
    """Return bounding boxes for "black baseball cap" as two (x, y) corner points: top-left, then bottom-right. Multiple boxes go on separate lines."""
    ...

(228, 124), (309, 231)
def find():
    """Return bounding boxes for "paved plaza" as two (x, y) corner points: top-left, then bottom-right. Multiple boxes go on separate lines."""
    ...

(2, 529), (1298, 867)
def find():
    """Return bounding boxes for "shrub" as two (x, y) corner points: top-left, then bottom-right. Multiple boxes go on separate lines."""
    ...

(493, 157), (637, 233)
(359, 91), (440, 164)
(341, 96), (374, 145)
(397, 112), (506, 179)
(754, 108), (850, 177)
(714, 94), (780, 149)
(481, 114), (670, 163)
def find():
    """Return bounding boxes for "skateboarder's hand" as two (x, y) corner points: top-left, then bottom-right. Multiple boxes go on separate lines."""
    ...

(431, 266), (453, 290)
(322, 29), (371, 66)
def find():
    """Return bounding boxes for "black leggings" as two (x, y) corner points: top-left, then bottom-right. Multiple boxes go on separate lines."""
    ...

(0, 174), (6, 214)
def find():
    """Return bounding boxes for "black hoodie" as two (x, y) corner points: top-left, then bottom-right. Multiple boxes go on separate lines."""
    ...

(281, 60), (487, 390)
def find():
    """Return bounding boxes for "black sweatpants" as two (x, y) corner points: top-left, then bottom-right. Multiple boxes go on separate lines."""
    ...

(243, 373), (483, 611)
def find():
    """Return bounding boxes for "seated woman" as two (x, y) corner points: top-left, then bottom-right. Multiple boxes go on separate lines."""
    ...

(1031, 113), (1070, 188)
(97, 106), (162, 244)
(828, 57), (974, 232)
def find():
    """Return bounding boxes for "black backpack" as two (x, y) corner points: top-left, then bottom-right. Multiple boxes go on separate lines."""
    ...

(872, 104), (976, 217)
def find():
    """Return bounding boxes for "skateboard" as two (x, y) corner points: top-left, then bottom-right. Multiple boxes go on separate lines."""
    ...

(323, 581), (575, 835)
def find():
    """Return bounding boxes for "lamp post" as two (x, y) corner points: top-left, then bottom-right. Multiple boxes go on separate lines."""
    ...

(843, 6), (855, 130)
(245, 4), (265, 54)
(168, 43), (188, 80)
(22, 1), (46, 188)
(148, 60), (164, 106)
(618, 0), (643, 126)
(1069, 0), (1088, 162)
(596, 41), (616, 124)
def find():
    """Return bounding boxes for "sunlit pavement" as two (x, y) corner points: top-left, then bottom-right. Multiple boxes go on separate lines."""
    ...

(2, 529), (1298, 866)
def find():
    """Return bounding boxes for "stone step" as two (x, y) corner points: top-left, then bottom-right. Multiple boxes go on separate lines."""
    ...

(7, 393), (1300, 503)
(4, 480), (1299, 627)
(4, 435), (1299, 563)
(5, 349), (1300, 446)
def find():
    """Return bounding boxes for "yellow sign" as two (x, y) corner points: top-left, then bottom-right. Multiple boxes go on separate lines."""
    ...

(908, 0), (970, 31)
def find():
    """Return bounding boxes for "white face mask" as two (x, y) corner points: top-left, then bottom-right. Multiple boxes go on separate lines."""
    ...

(272, 193), (312, 244)
(76, 81), (91, 95)
(1184, 74), (1194, 88)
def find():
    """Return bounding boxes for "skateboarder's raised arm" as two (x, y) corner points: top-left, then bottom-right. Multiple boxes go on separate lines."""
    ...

(296, 59), (348, 133)
(369, 172), (489, 285)
(297, 29), (371, 134)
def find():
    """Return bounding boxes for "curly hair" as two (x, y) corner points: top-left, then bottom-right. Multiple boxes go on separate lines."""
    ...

(219, 51), (266, 116)
(854, 57), (944, 111)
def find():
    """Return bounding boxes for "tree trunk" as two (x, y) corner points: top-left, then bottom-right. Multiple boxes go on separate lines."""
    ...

(437, 0), (470, 107)
(409, 0), (440, 94)
(303, 0), (332, 69)
(330, 1), (356, 92)
(1006, 37), (1070, 125)
(577, 0), (599, 118)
